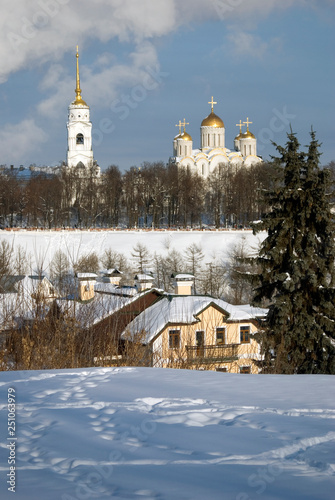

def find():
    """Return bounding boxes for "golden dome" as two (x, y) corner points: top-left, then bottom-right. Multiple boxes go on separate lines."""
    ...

(235, 132), (243, 140)
(201, 111), (224, 128)
(181, 131), (192, 141)
(241, 130), (256, 139)
(174, 133), (183, 140)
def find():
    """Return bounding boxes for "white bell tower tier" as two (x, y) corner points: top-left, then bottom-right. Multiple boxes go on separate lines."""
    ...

(67, 47), (99, 175)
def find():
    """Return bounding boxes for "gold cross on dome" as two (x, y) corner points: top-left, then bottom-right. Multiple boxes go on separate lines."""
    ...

(236, 120), (244, 133)
(175, 120), (183, 134)
(243, 117), (253, 131)
(181, 118), (189, 131)
(208, 96), (217, 112)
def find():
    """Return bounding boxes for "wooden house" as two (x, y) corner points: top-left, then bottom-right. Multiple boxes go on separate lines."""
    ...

(121, 295), (267, 373)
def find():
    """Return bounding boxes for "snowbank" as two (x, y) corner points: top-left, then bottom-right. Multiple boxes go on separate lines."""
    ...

(0, 367), (334, 499)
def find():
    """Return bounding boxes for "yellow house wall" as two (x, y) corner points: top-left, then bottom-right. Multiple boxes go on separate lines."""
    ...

(152, 305), (260, 373)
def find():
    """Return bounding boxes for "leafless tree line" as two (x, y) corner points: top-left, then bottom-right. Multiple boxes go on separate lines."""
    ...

(0, 161), (281, 229)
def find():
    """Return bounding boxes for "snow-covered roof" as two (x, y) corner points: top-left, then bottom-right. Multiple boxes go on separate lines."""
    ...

(57, 293), (135, 328)
(95, 282), (138, 297)
(100, 268), (123, 276)
(77, 273), (98, 280)
(135, 274), (153, 282)
(121, 295), (268, 344)
(58, 288), (165, 328)
(173, 273), (195, 280)
(236, 304), (269, 318)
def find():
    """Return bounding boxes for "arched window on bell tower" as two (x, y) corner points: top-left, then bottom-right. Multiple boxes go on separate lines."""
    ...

(76, 133), (84, 145)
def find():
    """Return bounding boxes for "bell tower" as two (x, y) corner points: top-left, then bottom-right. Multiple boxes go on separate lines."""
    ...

(67, 46), (99, 175)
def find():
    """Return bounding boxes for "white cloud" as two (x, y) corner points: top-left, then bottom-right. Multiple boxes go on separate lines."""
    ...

(0, 119), (47, 164)
(225, 29), (282, 59)
(0, 0), (307, 83)
(0, 0), (178, 83)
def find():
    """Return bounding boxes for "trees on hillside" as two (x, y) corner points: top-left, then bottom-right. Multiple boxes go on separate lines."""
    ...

(252, 131), (335, 374)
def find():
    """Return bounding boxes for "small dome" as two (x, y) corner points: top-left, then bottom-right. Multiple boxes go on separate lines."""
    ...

(181, 131), (192, 141)
(201, 111), (224, 128)
(234, 132), (243, 141)
(174, 133), (183, 140)
(241, 130), (256, 139)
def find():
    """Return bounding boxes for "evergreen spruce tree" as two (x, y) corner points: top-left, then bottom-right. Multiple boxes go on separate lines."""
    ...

(252, 130), (335, 374)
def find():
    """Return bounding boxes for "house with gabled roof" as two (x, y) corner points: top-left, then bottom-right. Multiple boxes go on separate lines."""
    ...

(121, 294), (267, 373)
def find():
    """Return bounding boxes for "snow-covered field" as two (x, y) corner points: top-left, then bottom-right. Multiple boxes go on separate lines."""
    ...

(0, 367), (334, 500)
(0, 229), (266, 270)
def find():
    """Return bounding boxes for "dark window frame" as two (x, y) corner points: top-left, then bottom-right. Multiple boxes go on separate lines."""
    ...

(240, 326), (250, 344)
(169, 330), (180, 349)
(216, 327), (226, 345)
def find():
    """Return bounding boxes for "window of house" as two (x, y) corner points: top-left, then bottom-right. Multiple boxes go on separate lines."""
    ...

(216, 327), (225, 345)
(76, 133), (84, 145)
(169, 330), (180, 349)
(216, 367), (227, 372)
(249, 145), (252, 155)
(240, 366), (251, 374)
(240, 326), (250, 344)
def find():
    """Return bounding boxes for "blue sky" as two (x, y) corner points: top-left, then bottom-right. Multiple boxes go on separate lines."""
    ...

(0, 0), (334, 171)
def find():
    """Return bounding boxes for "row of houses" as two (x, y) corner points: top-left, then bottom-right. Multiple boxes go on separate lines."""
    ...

(0, 270), (267, 373)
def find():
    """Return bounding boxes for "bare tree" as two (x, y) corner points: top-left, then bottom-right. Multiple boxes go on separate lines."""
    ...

(74, 252), (100, 274)
(13, 245), (29, 276)
(50, 250), (72, 295)
(131, 242), (151, 273)
(226, 237), (255, 304)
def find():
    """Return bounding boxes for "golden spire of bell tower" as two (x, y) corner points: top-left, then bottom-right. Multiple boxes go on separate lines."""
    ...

(74, 45), (87, 106)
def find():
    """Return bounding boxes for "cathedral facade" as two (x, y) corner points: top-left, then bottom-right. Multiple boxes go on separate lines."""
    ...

(170, 98), (262, 178)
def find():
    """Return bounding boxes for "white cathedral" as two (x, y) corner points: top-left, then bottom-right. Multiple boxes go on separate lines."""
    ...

(65, 47), (100, 177)
(170, 97), (262, 178)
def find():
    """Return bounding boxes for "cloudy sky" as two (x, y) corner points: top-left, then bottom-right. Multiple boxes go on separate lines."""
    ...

(0, 0), (334, 171)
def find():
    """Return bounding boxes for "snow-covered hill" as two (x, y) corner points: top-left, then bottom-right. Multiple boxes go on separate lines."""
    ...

(0, 229), (266, 271)
(0, 367), (334, 499)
